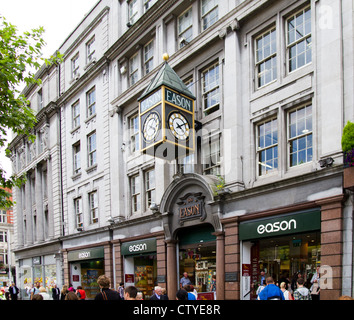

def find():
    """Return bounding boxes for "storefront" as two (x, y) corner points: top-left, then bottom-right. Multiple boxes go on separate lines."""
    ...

(239, 209), (321, 300)
(17, 254), (59, 299)
(121, 238), (157, 300)
(67, 247), (105, 300)
(177, 225), (216, 296)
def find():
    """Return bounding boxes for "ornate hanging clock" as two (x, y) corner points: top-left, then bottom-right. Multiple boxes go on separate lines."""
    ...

(138, 56), (196, 161)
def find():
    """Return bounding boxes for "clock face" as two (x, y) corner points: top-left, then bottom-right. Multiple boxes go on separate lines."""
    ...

(143, 112), (160, 142)
(168, 112), (190, 140)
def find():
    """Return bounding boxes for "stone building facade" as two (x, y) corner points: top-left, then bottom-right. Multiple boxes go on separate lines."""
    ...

(10, 0), (354, 300)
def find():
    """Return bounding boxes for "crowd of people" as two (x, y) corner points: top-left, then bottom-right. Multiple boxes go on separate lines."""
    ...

(1, 273), (204, 301)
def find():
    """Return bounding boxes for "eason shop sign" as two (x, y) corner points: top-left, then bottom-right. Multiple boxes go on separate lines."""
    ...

(121, 238), (157, 256)
(239, 210), (321, 240)
(67, 247), (105, 262)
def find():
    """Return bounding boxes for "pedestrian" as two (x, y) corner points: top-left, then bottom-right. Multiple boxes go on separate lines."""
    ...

(184, 285), (196, 300)
(180, 272), (192, 288)
(257, 277), (285, 300)
(280, 282), (292, 300)
(31, 282), (41, 300)
(95, 275), (121, 300)
(76, 285), (86, 300)
(310, 267), (320, 300)
(52, 284), (60, 300)
(256, 279), (266, 297)
(150, 286), (163, 300)
(65, 291), (79, 300)
(210, 275), (216, 292)
(161, 287), (169, 300)
(9, 282), (19, 300)
(124, 286), (138, 300)
(60, 285), (68, 300)
(32, 294), (43, 300)
(39, 287), (51, 300)
(136, 292), (143, 300)
(118, 282), (125, 300)
(291, 272), (301, 292)
(68, 283), (75, 292)
(293, 278), (311, 300)
(176, 289), (188, 300)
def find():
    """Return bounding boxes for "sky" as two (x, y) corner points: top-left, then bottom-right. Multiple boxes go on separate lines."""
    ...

(0, 0), (99, 178)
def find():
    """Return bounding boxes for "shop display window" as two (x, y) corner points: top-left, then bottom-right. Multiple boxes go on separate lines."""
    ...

(179, 242), (216, 293)
(80, 260), (104, 299)
(249, 232), (320, 299)
(133, 255), (157, 300)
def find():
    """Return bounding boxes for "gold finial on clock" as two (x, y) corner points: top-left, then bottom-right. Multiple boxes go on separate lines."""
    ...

(162, 53), (169, 62)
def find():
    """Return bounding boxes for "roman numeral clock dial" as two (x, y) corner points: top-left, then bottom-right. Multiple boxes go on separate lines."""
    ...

(143, 112), (160, 142)
(168, 112), (190, 141)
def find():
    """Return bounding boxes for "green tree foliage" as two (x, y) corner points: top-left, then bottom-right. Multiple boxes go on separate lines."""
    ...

(0, 16), (62, 207)
(342, 121), (354, 153)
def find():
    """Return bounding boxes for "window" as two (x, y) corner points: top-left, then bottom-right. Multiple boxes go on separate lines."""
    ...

(145, 169), (155, 210)
(73, 143), (81, 175)
(202, 62), (220, 115)
(257, 118), (278, 176)
(144, 40), (154, 75)
(87, 87), (96, 117)
(178, 7), (193, 48)
(179, 153), (195, 174)
(287, 6), (312, 72)
(202, 133), (221, 175)
(89, 191), (98, 224)
(201, 0), (218, 31)
(88, 132), (97, 167)
(72, 53), (80, 78)
(131, 175), (141, 214)
(130, 114), (139, 153)
(86, 37), (95, 63)
(144, 0), (157, 12)
(0, 210), (7, 224)
(74, 198), (83, 228)
(288, 104), (313, 167)
(255, 28), (277, 88)
(129, 53), (139, 86)
(38, 89), (43, 109)
(128, 0), (139, 24)
(0, 231), (7, 242)
(72, 100), (80, 129)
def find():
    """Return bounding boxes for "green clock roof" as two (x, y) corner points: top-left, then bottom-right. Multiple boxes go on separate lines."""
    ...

(138, 62), (196, 101)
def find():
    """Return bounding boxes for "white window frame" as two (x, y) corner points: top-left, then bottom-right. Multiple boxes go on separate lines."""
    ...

(286, 6), (312, 73)
(89, 191), (98, 224)
(87, 132), (97, 167)
(130, 174), (141, 214)
(145, 169), (155, 210)
(128, 0), (139, 25)
(255, 27), (277, 88)
(257, 118), (278, 176)
(178, 7), (193, 48)
(130, 114), (139, 153)
(73, 143), (81, 175)
(87, 87), (96, 117)
(202, 132), (221, 175)
(201, 0), (219, 31)
(144, 40), (154, 75)
(202, 62), (220, 115)
(74, 197), (83, 228)
(129, 53), (139, 86)
(288, 103), (313, 167)
(72, 53), (80, 78)
(72, 100), (80, 129)
(86, 36), (95, 64)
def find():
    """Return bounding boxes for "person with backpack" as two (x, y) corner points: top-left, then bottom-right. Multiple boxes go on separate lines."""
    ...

(293, 278), (312, 300)
(76, 286), (86, 300)
(257, 277), (285, 300)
